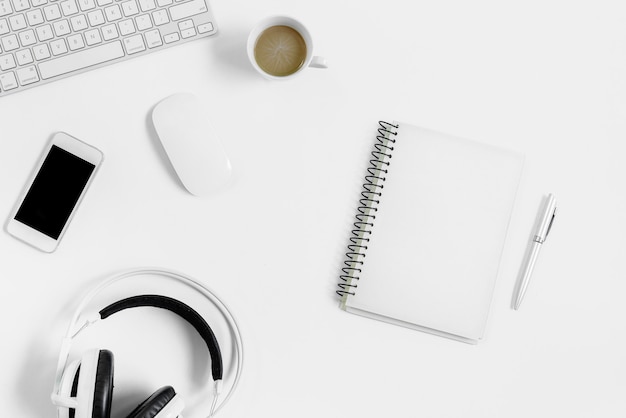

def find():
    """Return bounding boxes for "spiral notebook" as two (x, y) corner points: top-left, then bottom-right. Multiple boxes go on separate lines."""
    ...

(338, 121), (524, 343)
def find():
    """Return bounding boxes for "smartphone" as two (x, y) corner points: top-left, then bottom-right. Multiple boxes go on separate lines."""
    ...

(6, 132), (103, 252)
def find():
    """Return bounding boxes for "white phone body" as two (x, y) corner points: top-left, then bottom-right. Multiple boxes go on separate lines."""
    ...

(6, 132), (103, 252)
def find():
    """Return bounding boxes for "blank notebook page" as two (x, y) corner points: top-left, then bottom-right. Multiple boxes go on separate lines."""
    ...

(344, 123), (524, 342)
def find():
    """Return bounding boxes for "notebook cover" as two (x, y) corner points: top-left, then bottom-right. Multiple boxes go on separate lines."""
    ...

(341, 122), (524, 342)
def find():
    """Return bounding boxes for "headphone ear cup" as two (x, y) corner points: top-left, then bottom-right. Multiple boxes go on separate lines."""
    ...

(125, 386), (180, 418)
(91, 350), (114, 418)
(57, 360), (81, 418)
(62, 349), (114, 418)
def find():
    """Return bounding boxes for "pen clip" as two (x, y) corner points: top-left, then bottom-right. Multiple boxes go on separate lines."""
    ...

(544, 207), (557, 239)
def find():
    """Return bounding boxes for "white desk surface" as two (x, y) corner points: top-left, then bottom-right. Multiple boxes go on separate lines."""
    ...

(1, 0), (625, 417)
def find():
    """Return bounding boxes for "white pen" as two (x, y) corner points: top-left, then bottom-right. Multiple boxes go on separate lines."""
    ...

(514, 194), (557, 310)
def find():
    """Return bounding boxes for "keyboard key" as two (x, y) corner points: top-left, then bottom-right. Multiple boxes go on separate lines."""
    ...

(0, 18), (8, 35)
(118, 18), (134, 35)
(120, 0), (137, 16)
(9, 14), (26, 31)
(70, 13), (87, 30)
(16, 65), (39, 85)
(144, 28), (160, 48)
(1, 34), (18, 51)
(87, 9), (105, 25)
(180, 26), (195, 39)
(177, 18), (192, 30)
(0, 0), (12, 17)
(151, 9), (167, 25)
(12, 0), (29, 12)
(15, 48), (33, 65)
(122, 33), (143, 54)
(84, 28), (101, 45)
(104, 4), (121, 21)
(155, 0), (170, 6)
(50, 38), (67, 55)
(18, 28), (36, 45)
(77, 0), (95, 11)
(0, 70), (18, 90)
(53, 19), (71, 36)
(0, 52), (16, 69)
(134, 13), (151, 30)
(101, 23), (118, 40)
(137, 0), (154, 11)
(43, 4), (62, 20)
(169, 0), (206, 21)
(96, 0), (112, 5)
(39, 40), (124, 79)
(36, 24), (54, 41)
(26, 9), (45, 26)
(31, 0), (48, 6)
(67, 33), (84, 50)
(33, 43), (51, 60)
(197, 22), (212, 33)
(163, 32), (178, 43)
(60, 0), (79, 16)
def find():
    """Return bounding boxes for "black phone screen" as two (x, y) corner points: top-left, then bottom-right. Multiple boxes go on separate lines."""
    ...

(14, 145), (96, 239)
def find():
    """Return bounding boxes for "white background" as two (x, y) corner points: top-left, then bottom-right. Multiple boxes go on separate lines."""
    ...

(1, 0), (625, 417)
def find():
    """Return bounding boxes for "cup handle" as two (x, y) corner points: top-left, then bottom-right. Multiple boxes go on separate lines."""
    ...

(309, 56), (328, 69)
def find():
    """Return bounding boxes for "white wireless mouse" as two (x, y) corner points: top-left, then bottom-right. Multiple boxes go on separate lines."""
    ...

(152, 93), (232, 196)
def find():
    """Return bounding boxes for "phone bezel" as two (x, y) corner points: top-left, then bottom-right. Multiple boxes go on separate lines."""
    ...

(6, 132), (104, 252)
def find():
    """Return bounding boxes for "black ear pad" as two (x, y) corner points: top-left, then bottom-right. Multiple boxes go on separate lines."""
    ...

(125, 386), (176, 418)
(68, 366), (81, 418)
(92, 350), (114, 418)
(100, 295), (223, 381)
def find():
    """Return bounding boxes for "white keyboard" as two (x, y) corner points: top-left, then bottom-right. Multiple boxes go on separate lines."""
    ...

(0, 0), (216, 97)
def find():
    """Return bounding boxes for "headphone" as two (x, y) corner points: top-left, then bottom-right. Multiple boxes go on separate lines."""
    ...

(50, 268), (244, 418)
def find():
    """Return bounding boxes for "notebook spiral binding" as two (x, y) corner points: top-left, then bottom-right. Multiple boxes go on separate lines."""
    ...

(337, 121), (399, 297)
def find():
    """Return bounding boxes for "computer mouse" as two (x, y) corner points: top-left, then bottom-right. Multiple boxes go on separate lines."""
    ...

(152, 93), (232, 196)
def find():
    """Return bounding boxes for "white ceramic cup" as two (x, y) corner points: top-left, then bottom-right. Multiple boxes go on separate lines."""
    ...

(247, 16), (328, 80)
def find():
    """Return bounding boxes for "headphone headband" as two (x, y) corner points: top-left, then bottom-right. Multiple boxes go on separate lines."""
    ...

(99, 294), (223, 380)
(51, 268), (243, 418)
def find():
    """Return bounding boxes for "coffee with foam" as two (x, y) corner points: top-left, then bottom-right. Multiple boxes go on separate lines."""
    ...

(253, 25), (307, 77)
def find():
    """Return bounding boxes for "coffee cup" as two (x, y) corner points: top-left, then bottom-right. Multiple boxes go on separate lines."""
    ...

(247, 16), (327, 80)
